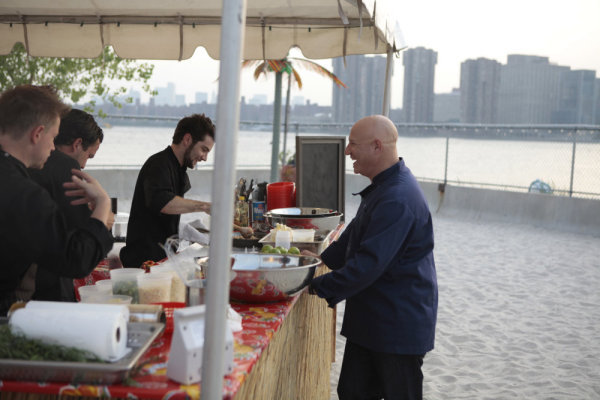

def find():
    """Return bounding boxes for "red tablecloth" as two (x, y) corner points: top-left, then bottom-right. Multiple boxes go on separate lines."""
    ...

(2, 274), (301, 400)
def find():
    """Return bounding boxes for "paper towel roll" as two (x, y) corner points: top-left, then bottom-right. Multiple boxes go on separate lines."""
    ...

(9, 302), (129, 361)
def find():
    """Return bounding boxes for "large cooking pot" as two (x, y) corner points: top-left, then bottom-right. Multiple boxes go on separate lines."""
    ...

(265, 207), (342, 232)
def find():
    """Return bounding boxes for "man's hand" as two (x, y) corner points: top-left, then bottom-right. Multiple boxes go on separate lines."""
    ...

(301, 249), (320, 259)
(234, 225), (254, 239)
(106, 211), (115, 230)
(63, 169), (108, 206)
(63, 169), (111, 228)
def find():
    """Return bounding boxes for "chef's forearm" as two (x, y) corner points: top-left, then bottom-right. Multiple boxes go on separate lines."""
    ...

(161, 196), (211, 214)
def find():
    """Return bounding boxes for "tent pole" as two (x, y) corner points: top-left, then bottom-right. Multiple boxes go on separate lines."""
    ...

(382, 45), (393, 117)
(270, 71), (283, 182)
(202, 0), (247, 398)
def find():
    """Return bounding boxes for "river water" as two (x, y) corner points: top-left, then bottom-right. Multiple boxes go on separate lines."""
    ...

(87, 125), (600, 197)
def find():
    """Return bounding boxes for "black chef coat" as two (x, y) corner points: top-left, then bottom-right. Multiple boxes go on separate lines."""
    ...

(0, 147), (113, 316)
(120, 146), (191, 267)
(29, 150), (101, 301)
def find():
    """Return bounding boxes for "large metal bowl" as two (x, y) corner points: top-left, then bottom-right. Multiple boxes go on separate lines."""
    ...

(265, 207), (342, 232)
(228, 253), (321, 303)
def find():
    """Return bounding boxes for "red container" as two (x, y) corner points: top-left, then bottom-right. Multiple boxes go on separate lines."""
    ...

(267, 181), (296, 211)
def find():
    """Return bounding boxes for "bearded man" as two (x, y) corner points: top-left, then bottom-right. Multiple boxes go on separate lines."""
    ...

(119, 114), (216, 268)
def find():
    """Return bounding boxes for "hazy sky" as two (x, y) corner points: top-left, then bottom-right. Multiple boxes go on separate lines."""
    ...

(141, 0), (600, 109)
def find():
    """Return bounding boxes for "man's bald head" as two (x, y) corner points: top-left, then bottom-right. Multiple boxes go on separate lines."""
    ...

(346, 115), (399, 180)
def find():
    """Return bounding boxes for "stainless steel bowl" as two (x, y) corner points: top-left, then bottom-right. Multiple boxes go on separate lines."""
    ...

(228, 253), (321, 303)
(265, 207), (342, 232)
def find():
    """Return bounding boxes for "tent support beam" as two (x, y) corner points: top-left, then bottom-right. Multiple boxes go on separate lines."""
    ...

(201, 0), (246, 398)
(0, 15), (376, 28)
(382, 45), (393, 117)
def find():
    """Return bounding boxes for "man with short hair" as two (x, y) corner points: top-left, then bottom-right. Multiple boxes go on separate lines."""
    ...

(308, 115), (438, 400)
(29, 109), (111, 301)
(120, 114), (217, 268)
(0, 85), (113, 316)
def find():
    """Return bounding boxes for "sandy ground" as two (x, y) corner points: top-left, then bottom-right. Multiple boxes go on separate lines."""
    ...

(329, 214), (600, 399)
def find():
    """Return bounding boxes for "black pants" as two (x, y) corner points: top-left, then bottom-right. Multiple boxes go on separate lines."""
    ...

(337, 341), (424, 400)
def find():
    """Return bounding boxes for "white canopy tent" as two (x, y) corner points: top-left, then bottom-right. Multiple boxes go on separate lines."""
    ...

(0, 0), (404, 60)
(1, 1), (405, 398)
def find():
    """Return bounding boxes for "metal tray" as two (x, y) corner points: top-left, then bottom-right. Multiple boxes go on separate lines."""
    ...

(258, 228), (336, 255)
(0, 321), (164, 385)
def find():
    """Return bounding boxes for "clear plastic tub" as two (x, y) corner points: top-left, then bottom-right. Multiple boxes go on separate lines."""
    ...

(137, 272), (172, 304)
(151, 264), (186, 303)
(292, 229), (315, 242)
(95, 279), (114, 295)
(110, 268), (144, 304)
(78, 285), (102, 302)
(87, 294), (133, 304)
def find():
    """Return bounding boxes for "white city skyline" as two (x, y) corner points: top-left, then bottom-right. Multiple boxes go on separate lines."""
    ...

(129, 0), (600, 109)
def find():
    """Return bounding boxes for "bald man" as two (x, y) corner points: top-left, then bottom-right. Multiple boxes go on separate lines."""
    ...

(308, 115), (438, 399)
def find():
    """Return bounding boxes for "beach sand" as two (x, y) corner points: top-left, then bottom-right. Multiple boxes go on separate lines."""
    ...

(329, 213), (600, 399)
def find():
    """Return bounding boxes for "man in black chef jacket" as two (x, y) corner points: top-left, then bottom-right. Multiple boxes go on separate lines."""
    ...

(0, 85), (114, 316)
(29, 109), (112, 302)
(119, 114), (217, 268)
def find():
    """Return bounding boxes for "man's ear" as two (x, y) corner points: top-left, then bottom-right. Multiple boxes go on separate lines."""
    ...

(72, 137), (83, 151)
(373, 138), (383, 152)
(184, 132), (193, 146)
(29, 125), (46, 144)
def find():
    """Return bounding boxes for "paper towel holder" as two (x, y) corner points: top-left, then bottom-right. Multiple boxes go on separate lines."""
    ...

(166, 305), (234, 385)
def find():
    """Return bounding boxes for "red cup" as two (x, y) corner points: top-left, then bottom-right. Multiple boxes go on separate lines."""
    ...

(267, 182), (296, 211)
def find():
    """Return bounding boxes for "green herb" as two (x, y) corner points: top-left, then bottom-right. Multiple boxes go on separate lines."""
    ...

(113, 280), (139, 303)
(0, 325), (102, 363)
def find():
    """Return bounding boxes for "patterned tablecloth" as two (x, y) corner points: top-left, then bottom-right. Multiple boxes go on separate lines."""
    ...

(1, 265), (303, 399)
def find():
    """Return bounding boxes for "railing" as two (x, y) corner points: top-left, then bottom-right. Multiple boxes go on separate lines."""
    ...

(97, 114), (600, 200)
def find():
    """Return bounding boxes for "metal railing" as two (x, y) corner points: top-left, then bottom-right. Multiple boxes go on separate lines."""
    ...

(97, 115), (600, 200)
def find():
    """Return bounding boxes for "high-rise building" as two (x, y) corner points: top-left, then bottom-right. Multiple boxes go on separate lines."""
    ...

(460, 58), (501, 123)
(434, 89), (460, 123)
(248, 94), (268, 105)
(497, 55), (566, 124)
(195, 92), (208, 104)
(332, 55), (387, 123)
(402, 47), (437, 123)
(154, 82), (176, 106)
(553, 69), (596, 124)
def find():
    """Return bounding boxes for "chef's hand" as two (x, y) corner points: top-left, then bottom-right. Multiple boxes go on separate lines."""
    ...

(301, 249), (320, 259)
(234, 225), (254, 239)
(63, 169), (111, 228)
(106, 211), (115, 230)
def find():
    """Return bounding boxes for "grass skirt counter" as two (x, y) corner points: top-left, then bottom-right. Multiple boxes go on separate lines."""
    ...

(0, 252), (337, 399)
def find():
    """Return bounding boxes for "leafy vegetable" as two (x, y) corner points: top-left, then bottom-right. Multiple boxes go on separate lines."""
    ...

(0, 325), (102, 363)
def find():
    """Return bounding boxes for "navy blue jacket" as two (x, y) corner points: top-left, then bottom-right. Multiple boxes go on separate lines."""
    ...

(311, 159), (438, 354)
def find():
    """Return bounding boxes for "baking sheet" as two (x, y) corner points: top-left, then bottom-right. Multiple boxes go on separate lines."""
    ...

(0, 321), (164, 385)
(258, 229), (335, 254)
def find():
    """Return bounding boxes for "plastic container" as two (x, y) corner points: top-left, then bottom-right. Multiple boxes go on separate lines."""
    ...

(275, 230), (292, 250)
(78, 285), (102, 303)
(95, 279), (114, 295)
(292, 229), (316, 242)
(137, 272), (172, 304)
(99, 295), (133, 305)
(151, 264), (186, 303)
(266, 182), (296, 211)
(110, 268), (144, 304)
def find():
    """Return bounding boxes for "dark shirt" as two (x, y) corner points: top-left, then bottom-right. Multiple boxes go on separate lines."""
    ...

(0, 147), (114, 316)
(120, 146), (191, 267)
(311, 159), (438, 355)
(28, 150), (97, 301)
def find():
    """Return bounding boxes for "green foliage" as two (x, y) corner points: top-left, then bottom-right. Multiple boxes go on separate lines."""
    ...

(0, 43), (156, 116)
(0, 324), (102, 362)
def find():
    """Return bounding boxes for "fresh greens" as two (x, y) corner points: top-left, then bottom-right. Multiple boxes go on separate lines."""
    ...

(0, 325), (102, 362)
